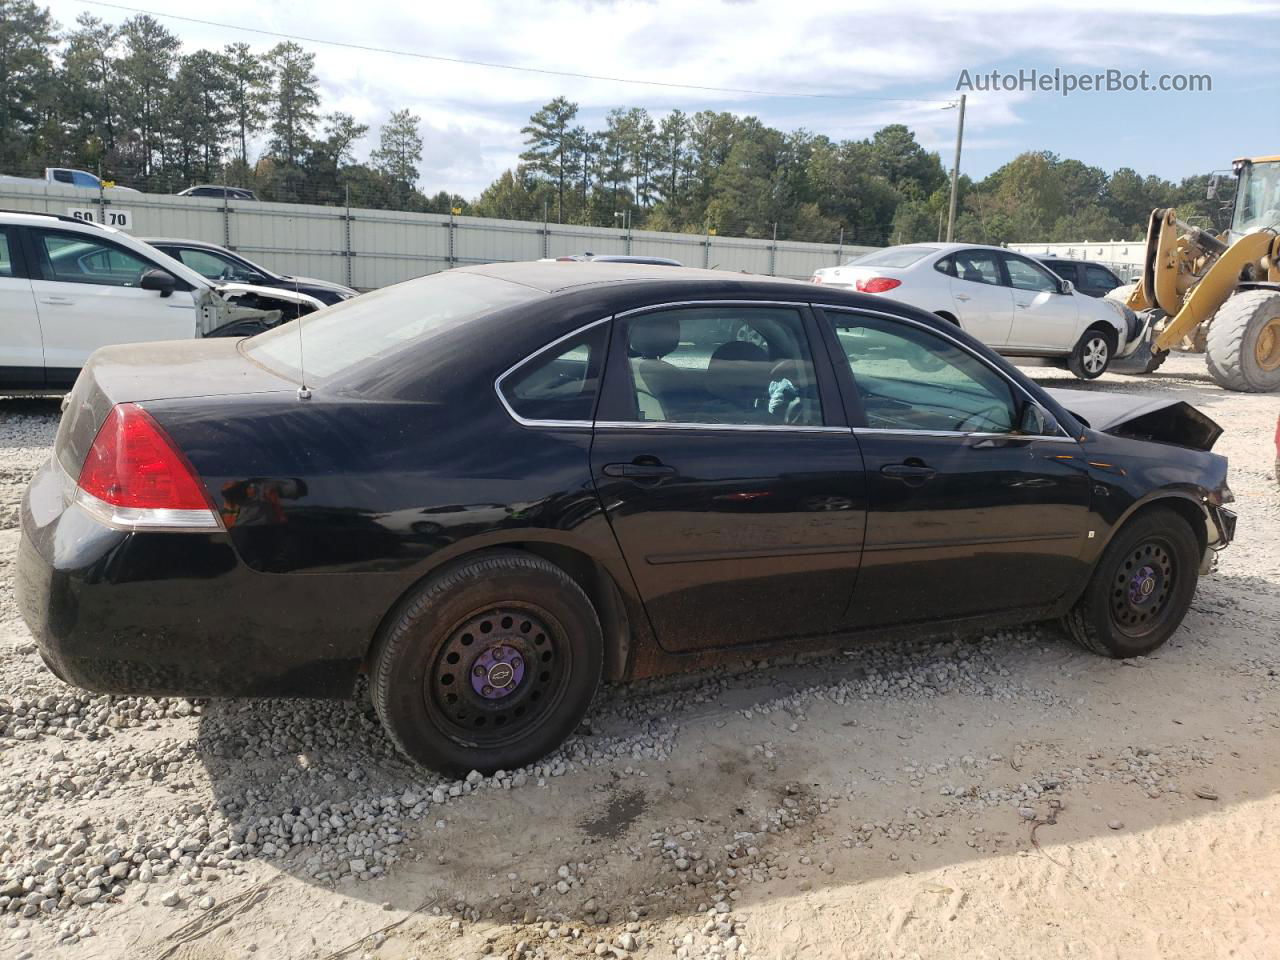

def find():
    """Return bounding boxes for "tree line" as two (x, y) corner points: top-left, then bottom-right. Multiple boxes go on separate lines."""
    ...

(0, 1), (1226, 244)
(0, 1), (452, 211)
(497, 96), (1226, 245)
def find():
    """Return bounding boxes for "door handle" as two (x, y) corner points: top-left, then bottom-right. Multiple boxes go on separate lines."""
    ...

(880, 461), (937, 486)
(39, 296), (75, 305)
(954, 294), (971, 302)
(1015, 300), (1032, 308)
(603, 461), (677, 480)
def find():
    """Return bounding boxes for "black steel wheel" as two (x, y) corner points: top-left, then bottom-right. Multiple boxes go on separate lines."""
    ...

(372, 551), (602, 774)
(425, 605), (568, 748)
(1063, 507), (1199, 658)
(1107, 541), (1176, 637)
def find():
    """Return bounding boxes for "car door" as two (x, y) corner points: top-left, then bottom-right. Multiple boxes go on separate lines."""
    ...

(0, 226), (45, 389)
(944, 249), (1014, 346)
(25, 227), (199, 387)
(590, 303), (867, 653)
(1001, 252), (1080, 352)
(817, 307), (1093, 628)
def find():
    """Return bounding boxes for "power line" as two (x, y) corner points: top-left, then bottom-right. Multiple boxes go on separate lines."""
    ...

(73, 0), (957, 106)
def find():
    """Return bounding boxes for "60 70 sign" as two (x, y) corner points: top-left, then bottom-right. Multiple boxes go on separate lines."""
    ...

(66, 207), (133, 230)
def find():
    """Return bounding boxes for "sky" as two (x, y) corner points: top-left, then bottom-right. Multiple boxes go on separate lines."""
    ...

(42, 0), (1280, 199)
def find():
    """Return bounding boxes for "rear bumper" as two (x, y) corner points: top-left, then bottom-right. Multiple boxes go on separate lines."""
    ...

(16, 458), (397, 699)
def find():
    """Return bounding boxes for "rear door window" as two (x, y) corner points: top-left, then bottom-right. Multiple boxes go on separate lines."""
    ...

(610, 307), (825, 426)
(952, 249), (1003, 286)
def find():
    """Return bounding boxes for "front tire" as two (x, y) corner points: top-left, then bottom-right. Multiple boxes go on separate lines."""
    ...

(1062, 508), (1200, 658)
(1205, 290), (1280, 392)
(371, 551), (602, 775)
(1067, 327), (1115, 380)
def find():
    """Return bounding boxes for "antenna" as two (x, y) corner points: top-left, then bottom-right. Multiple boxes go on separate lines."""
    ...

(294, 272), (310, 400)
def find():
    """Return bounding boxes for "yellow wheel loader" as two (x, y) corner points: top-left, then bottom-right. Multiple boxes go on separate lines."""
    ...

(1111, 155), (1280, 391)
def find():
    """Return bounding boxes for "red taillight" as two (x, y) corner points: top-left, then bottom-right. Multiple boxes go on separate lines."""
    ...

(855, 277), (901, 294)
(76, 404), (219, 529)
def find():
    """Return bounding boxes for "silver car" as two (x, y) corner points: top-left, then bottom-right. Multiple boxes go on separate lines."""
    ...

(812, 243), (1142, 380)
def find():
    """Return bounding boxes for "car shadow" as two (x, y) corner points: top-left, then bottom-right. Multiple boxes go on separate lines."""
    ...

(190, 564), (1280, 948)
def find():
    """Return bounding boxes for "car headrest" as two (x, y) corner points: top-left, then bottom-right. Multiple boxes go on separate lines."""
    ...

(629, 316), (681, 359)
(706, 340), (770, 403)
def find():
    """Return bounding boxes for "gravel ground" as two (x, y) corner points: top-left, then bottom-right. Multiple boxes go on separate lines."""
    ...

(1, 354), (1278, 960)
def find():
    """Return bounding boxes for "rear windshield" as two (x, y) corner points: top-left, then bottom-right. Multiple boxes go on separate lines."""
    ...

(855, 246), (935, 268)
(246, 271), (541, 383)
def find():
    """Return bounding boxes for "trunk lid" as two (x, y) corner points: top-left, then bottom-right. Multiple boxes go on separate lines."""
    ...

(1046, 388), (1223, 452)
(56, 339), (296, 478)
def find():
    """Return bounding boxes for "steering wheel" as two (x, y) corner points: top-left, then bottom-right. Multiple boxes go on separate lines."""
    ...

(954, 404), (1009, 433)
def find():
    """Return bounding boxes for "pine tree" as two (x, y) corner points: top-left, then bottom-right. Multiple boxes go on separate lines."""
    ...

(224, 42), (272, 163)
(519, 97), (578, 223)
(266, 41), (319, 167)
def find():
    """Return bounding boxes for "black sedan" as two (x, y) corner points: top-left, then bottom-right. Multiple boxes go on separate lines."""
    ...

(17, 262), (1235, 774)
(143, 237), (359, 305)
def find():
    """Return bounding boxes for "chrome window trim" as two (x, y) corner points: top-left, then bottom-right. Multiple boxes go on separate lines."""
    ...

(852, 427), (1078, 443)
(595, 421), (849, 434)
(494, 316), (611, 428)
(613, 298), (810, 318)
(815, 302), (1078, 442)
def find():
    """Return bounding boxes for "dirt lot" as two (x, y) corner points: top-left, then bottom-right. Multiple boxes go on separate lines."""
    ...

(1, 353), (1278, 960)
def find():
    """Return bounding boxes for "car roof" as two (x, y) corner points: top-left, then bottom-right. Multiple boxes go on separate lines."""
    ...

(454, 260), (813, 295)
(143, 237), (224, 247)
(0, 209), (112, 230)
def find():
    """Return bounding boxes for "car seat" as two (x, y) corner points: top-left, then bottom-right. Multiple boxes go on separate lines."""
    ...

(699, 340), (772, 422)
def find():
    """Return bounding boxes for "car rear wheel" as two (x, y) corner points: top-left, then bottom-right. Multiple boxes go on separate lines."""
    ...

(371, 551), (602, 775)
(1067, 327), (1115, 380)
(1062, 508), (1200, 658)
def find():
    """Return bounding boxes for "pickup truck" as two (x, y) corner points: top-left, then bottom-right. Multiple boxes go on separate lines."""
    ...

(0, 168), (140, 192)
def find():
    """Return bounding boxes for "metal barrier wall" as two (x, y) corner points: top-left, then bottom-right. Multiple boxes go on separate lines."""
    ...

(0, 183), (879, 289)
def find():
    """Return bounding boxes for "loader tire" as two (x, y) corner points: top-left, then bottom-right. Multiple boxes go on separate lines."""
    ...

(1204, 290), (1280, 392)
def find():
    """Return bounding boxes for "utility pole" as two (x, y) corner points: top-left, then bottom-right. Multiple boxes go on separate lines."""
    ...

(946, 94), (966, 243)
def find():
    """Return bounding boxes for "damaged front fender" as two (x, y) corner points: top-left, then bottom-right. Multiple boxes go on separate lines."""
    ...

(194, 283), (326, 337)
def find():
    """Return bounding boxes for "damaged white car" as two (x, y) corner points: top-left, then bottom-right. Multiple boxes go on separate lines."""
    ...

(0, 211), (328, 393)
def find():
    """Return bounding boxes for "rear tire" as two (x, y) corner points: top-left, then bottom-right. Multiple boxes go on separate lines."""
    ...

(1067, 327), (1115, 380)
(1205, 290), (1280, 392)
(1062, 508), (1200, 658)
(371, 551), (602, 775)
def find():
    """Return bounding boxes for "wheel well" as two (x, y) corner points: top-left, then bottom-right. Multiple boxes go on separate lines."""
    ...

(1084, 321), (1119, 345)
(1122, 497), (1208, 555)
(935, 310), (960, 326)
(520, 543), (631, 683)
(364, 543), (632, 684)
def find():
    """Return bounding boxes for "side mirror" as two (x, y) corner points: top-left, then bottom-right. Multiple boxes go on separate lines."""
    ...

(1058, 278), (1074, 296)
(1019, 403), (1062, 437)
(140, 269), (176, 298)
(1206, 174), (1220, 201)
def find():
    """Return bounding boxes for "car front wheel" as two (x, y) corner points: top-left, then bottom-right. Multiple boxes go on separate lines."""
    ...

(1067, 327), (1115, 380)
(371, 551), (602, 775)
(1062, 508), (1200, 658)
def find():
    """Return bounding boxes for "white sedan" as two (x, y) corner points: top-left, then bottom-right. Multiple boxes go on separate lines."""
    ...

(812, 243), (1141, 379)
